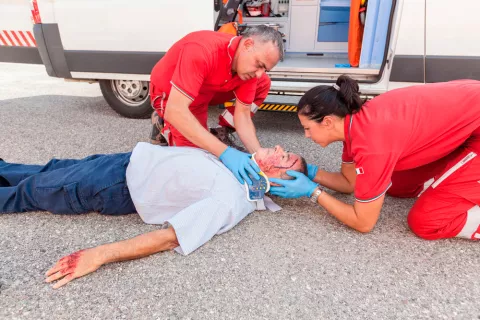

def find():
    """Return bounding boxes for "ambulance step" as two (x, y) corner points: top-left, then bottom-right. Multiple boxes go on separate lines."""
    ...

(223, 101), (298, 112)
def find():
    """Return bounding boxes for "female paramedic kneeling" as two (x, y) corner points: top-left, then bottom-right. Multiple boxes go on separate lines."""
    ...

(269, 75), (480, 240)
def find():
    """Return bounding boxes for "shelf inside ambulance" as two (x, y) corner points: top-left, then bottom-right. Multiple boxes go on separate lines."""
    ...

(274, 53), (349, 70)
(271, 53), (378, 76)
(319, 0), (350, 7)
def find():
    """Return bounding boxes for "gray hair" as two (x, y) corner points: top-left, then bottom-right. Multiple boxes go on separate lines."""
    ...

(242, 25), (284, 61)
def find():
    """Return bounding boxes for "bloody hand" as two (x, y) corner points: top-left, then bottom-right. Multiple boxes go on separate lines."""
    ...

(45, 248), (103, 289)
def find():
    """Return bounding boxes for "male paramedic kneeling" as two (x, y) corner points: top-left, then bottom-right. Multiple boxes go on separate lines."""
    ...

(0, 143), (306, 288)
(149, 25), (283, 185)
(269, 75), (480, 241)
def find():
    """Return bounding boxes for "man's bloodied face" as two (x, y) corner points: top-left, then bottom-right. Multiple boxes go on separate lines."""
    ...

(233, 37), (280, 81)
(254, 145), (306, 180)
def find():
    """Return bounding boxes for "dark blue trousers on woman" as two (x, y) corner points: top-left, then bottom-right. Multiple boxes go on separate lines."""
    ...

(0, 153), (136, 215)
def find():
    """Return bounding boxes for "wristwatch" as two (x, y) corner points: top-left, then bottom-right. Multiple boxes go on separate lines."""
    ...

(309, 186), (323, 204)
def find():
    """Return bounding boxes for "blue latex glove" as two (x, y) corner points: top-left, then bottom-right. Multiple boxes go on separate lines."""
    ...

(219, 146), (260, 185)
(307, 163), (319, 180)
(269, 170), (319, 199)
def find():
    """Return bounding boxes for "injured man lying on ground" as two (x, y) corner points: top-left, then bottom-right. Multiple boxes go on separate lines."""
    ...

(0, 142), (307, 288)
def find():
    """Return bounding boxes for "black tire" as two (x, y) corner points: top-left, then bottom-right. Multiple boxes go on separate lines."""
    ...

(99, 79), (152, 119)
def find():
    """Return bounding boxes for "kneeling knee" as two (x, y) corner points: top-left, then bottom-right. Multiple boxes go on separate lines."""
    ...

(407, 205), (466, 240)
(407, 207), (444, 240)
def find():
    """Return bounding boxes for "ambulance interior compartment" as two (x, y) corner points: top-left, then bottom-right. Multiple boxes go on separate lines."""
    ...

(239, 0), (394, 82)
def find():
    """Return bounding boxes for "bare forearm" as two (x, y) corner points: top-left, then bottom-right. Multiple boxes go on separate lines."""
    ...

(165, 108), (227, 157)
(234, 108), (261, 153)
(316, 192), (367, 232)
(98, 227), (179, 265)
(314, 169), (354, 194)
(45, 227), (180, 289)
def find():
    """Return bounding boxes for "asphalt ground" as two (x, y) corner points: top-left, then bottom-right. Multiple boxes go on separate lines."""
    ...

(0, 63), (479, 320)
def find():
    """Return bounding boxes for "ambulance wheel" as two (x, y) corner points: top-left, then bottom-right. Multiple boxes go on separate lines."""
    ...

(99, 79), (152, 119)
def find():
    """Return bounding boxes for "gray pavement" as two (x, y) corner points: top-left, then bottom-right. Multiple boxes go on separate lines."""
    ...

(0, 63), (479, 320)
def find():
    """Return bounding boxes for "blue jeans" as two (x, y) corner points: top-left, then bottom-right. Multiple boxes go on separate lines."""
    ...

(0, 153), (136, 215)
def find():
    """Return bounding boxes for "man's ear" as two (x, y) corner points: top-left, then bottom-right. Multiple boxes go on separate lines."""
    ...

(243, 38), (254, 51)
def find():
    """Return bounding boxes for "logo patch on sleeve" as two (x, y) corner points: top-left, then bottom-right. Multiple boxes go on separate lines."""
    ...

(355, 167), (365, 175)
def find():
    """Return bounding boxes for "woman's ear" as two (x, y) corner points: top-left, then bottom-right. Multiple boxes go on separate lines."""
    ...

(322, 115), (335, 129)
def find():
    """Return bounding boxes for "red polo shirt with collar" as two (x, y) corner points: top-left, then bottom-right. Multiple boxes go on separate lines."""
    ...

(150, 30), (258, 112)
(341, 80), (480, 203)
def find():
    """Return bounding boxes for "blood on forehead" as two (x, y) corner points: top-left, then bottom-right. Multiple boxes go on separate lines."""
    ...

(256, 152), (299, 172)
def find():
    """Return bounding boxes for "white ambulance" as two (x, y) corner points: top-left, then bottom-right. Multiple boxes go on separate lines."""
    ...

(1, 0), (479, 118)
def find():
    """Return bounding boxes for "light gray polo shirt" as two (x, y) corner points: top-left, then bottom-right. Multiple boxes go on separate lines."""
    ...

(126, 142), (257, 255)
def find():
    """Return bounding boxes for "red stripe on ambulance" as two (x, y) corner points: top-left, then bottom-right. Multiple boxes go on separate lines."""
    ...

(10, 30), (23, 46)
(18, 31), (32, 47)
(0, 33), (7, 46)
(30, 0), (42, 24)
(27, 31), (36, 46)
(2, 30), (15, 46)
(0, 30), (36, 47)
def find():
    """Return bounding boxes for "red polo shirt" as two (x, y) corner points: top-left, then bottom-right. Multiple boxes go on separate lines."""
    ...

(150, 30), (258, 109)
(342, 80), (480, 202)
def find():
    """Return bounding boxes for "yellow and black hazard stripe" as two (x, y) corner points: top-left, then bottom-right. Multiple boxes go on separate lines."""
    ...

(223, 101), (298, 112)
